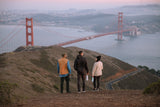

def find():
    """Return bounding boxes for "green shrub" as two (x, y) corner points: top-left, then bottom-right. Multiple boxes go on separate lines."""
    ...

(143, 80), (160, 95)
(0, 81), (18, 105)
(138, 65), (143, 68)
(137, 65), (160, 77)
(0, 54), (6, 68)
(148, 69), (156, 74)
(142, 66), (149, 70)
(31, 83), (44, 93)
(53, 85), (59, 90)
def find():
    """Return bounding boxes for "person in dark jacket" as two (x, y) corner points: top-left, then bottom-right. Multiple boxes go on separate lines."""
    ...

(74, 51), (89, 93)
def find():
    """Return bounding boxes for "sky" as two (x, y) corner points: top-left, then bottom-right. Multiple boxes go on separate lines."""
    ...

(0, 0), (160, 10)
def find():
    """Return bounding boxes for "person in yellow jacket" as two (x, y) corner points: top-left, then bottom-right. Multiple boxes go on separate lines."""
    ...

(92, 56), (103, 91)
(57, 53), (71, 93)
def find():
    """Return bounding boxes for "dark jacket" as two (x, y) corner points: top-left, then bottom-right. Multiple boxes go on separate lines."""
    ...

(74, 55), (89, 75)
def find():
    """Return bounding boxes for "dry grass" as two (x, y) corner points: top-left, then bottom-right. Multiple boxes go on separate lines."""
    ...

(31, 83), (45, 93)
(0, 46), (138, 105)
(30, 50), (56, 72)
(23, 90), (160, 107)
(0, 54), (6, 68)
(113, 71), (160, 90)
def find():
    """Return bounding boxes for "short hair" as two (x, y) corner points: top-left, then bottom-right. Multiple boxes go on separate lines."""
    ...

(96, 56), (101, 60)
(62, 53), (67, 57)
(79, 51), (83, 55)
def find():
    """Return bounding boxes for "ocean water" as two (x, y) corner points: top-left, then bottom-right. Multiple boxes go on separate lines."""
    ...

(0, 25), (160, 70)
(67, 33), (160, 70)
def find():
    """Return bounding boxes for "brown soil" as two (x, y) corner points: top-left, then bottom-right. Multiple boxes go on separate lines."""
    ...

(20, 90), (160, 107)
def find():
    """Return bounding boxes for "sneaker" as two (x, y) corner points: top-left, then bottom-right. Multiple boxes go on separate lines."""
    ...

(78, 91), (81, 93)
(82, 91), (86, 93)
(93, 88), (96, 91)
(96, 88), (100, 91)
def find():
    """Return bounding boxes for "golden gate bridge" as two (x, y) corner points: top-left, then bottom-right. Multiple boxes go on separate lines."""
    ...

(0, 12), (139, 53)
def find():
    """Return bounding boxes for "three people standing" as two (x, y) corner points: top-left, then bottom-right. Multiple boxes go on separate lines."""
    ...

(57, 51), (103, 93)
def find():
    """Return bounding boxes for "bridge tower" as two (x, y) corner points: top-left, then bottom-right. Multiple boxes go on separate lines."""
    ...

(26, 18), (34, 46)
(118, 12), (123, 40)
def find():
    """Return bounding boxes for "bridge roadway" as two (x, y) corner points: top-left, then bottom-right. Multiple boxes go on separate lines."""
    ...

(106, 68), (142, 90)
(56, 29), (134, 46)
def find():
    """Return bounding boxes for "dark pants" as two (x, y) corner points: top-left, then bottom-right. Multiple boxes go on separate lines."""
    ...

(60, 75), (69, 93)
(77, 73), (86, 92)
(94, 76), (101, 89)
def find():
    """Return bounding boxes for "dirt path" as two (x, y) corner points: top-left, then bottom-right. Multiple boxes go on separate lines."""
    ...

(21, 90), (160, 107)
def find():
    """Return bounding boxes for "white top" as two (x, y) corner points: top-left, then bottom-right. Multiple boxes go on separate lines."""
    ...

(92, 61), (103, 76)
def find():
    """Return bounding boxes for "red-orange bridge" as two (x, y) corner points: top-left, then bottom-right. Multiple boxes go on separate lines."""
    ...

(56, 29), (135, 46)
(25, 12), (138, 47)
(0, 12), (139, 54)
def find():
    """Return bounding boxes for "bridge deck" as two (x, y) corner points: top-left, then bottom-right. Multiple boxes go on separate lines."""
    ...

(56, 29), (134, 46)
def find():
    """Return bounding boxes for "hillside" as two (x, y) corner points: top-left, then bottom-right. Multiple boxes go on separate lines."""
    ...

(112, 70), (160, 90)
(0, 46), (135, 99)
(1, 46), (160, 106)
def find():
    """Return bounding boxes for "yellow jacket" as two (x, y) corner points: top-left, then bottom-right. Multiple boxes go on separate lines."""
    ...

(58, 58), (71, 76)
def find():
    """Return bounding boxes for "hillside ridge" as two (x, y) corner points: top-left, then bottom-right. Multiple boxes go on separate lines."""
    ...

(1, 45), (159, 105)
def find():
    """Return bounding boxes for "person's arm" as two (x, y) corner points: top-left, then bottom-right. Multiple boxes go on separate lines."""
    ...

(92, 63), (97, 76)
(67, 61), (72, 74)
(85, 58), (89, 73)
(74, 59), (77, 70)
(57, 61), (60, 74)
(102, 62), (103, 70)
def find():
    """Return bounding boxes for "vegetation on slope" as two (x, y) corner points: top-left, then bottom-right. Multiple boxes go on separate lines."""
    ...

(0, 46), (136, 104)
(0, 81), (18, 105)
(113, 70), (160, 90)
(143, 80), (160, 95)
(0, 54), (6, 68)
(138, 65), (160, 77)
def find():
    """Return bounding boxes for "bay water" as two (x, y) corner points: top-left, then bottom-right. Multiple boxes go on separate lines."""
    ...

(0, 25), (160, 70)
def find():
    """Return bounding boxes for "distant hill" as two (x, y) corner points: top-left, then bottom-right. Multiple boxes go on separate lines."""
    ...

(119, 4), (160, 15)
(0, 46), (135, 99)
(112, 70), (160, 90)
(121, 4), (160, 9)
(1, 4), (160, 34)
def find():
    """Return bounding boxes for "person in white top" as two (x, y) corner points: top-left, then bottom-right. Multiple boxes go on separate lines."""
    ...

(92, 56), (103, 91)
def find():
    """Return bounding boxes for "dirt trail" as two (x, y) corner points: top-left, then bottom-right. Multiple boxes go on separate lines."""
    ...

(21, 90), (160, 107)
